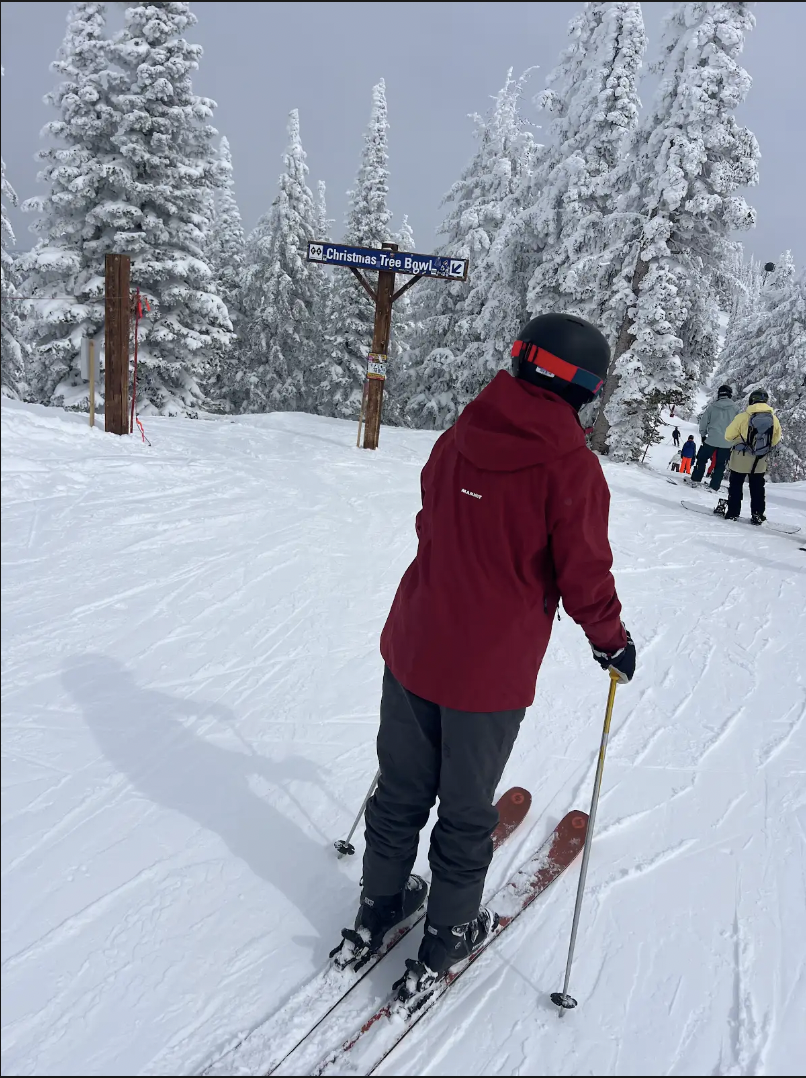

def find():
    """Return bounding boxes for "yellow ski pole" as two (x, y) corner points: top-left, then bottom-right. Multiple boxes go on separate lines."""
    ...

(551, 670), (620, 1014)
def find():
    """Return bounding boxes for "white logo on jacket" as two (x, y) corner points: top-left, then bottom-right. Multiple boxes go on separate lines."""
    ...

(461, 488), (482, 500)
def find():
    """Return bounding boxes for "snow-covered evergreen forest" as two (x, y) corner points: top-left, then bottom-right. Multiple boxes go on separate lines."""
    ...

(1, 1), (804, 478)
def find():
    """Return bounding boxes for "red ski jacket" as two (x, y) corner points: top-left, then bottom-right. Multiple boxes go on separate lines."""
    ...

(381, 372), (626, 711)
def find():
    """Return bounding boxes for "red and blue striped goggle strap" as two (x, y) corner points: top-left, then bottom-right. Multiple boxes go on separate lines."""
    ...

(511, 341), (604, 396)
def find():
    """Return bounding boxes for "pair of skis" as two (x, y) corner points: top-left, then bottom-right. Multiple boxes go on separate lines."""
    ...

(310, 808), (588, 1076)
(200, 791), (587, 1077)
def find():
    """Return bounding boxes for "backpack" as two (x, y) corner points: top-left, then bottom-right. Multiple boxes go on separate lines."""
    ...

(743, 411), (774, 458)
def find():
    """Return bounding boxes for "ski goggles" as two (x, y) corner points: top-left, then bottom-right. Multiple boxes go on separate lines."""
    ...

(511, 341), (604, 395)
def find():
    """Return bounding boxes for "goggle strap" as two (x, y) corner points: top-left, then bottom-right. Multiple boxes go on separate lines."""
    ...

(511, 341), (604, 395)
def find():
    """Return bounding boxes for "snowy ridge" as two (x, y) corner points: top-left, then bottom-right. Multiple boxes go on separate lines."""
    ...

(2, 399), (805, 1076)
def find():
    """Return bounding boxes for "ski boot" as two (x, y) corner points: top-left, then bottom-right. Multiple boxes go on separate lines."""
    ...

(751, 511), (765, 526)
(394, 907), (499, 1007)
(330, 875), (427, 972)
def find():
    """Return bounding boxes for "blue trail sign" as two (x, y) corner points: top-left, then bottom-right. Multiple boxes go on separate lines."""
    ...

(306, 239), (470, 450)
(306, 241), (468, 282)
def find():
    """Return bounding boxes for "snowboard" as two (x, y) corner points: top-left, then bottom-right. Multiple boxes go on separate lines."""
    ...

(681, 500), (800, 535)
(667, 476), (726, 492)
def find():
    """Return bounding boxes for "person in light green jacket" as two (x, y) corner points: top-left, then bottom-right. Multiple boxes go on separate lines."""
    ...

(690, 385), (740, 490)
(717, 389), (782, 524)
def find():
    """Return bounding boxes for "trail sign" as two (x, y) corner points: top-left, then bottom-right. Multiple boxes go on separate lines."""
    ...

(306, 240), (470, 449)
(307, 242), (468, 282)
(366, 353), (387, 380)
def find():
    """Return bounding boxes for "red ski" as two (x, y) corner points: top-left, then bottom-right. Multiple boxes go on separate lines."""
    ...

(310, 810), (588, 1077)
(200, 787), (531, 1077)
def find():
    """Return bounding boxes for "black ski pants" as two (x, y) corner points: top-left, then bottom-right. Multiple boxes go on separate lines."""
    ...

(726, 469), (765, 518)
(691, 443), (731, 489)
(363, 666), (523, 926)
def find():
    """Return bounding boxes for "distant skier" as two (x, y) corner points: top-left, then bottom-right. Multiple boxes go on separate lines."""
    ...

(672, 427), (681, 448)
(679, 435), (697, 475)
(690, 385), (740, 491)
(336, 314), (635, 996)
(669, 450), (682, 473)
(716, 388), (781, 524)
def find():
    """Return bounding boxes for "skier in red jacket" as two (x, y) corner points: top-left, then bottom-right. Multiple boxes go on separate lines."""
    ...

(335, 313), (636, 995)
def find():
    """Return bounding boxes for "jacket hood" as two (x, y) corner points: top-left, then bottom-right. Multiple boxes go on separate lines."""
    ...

(453, 371), (585, 472)
(746, 402), (774, 415)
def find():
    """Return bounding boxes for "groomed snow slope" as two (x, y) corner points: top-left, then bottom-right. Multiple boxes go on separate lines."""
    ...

(2, 398), (804, 1077)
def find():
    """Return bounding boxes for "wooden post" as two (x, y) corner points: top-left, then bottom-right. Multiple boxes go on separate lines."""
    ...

(356, 379), (368, 447)
(305, 238), (468, 451)
(88, 339), (95, 429)
(104, 253), (130, 435)
(362, 242), (397, 451)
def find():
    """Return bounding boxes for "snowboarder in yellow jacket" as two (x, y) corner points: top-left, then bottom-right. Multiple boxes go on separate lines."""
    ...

(717, 389), (782, 525)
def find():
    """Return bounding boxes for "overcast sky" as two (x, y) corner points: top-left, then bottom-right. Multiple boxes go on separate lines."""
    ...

(1, 1), (803, 267)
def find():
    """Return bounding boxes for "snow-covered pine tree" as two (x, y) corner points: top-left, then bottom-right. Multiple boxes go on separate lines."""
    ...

(296, 180), (338, 415)
(105, 1), (231, 415)
(731, 250), (762, 322)
(204, 135), (245, 412)
(315, 180), (333, 242)
(712, 240), (750, 315)
(716, 252), (806, 481)
(21, 1), (119, 408)
(591, 1), (760, 459)
(208, 136), (245, 331)
(770, 272), (806, 481)
(713, 249), (761, 388)
(312, 183), (333, 324)
(403, 70), (534, 429)
(240, 109), (319, 413)
(319, 80), (393, 420)
(2, 70), (28, 399)
(718, 252), (793, 391)
(312, 178), (334, 334)
(526, 2), (647, 329)
(453, 73), (537, 416)
(514, 4), (621, 321)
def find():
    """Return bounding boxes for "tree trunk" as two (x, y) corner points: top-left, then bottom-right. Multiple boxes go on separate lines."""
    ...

(590, 254), (651, 454)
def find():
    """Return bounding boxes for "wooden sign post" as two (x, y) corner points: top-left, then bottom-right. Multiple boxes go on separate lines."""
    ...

(362, 241), (396, 450)
(88, 340), (96, 429)
(307, 240), (469, 450)
(104, 253), (130, 436)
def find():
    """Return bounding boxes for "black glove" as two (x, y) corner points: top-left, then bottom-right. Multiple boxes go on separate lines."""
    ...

(591, 630), (636, 684)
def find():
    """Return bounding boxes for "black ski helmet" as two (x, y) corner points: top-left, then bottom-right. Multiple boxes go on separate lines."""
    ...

(717, 384), (733, 399)
(511, 313), (610, 410)
(748, 387), (770, 405)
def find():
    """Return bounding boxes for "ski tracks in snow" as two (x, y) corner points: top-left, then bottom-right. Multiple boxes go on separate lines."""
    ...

(377, 457), (805, 1077)
(2, 402), (805, 1076)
